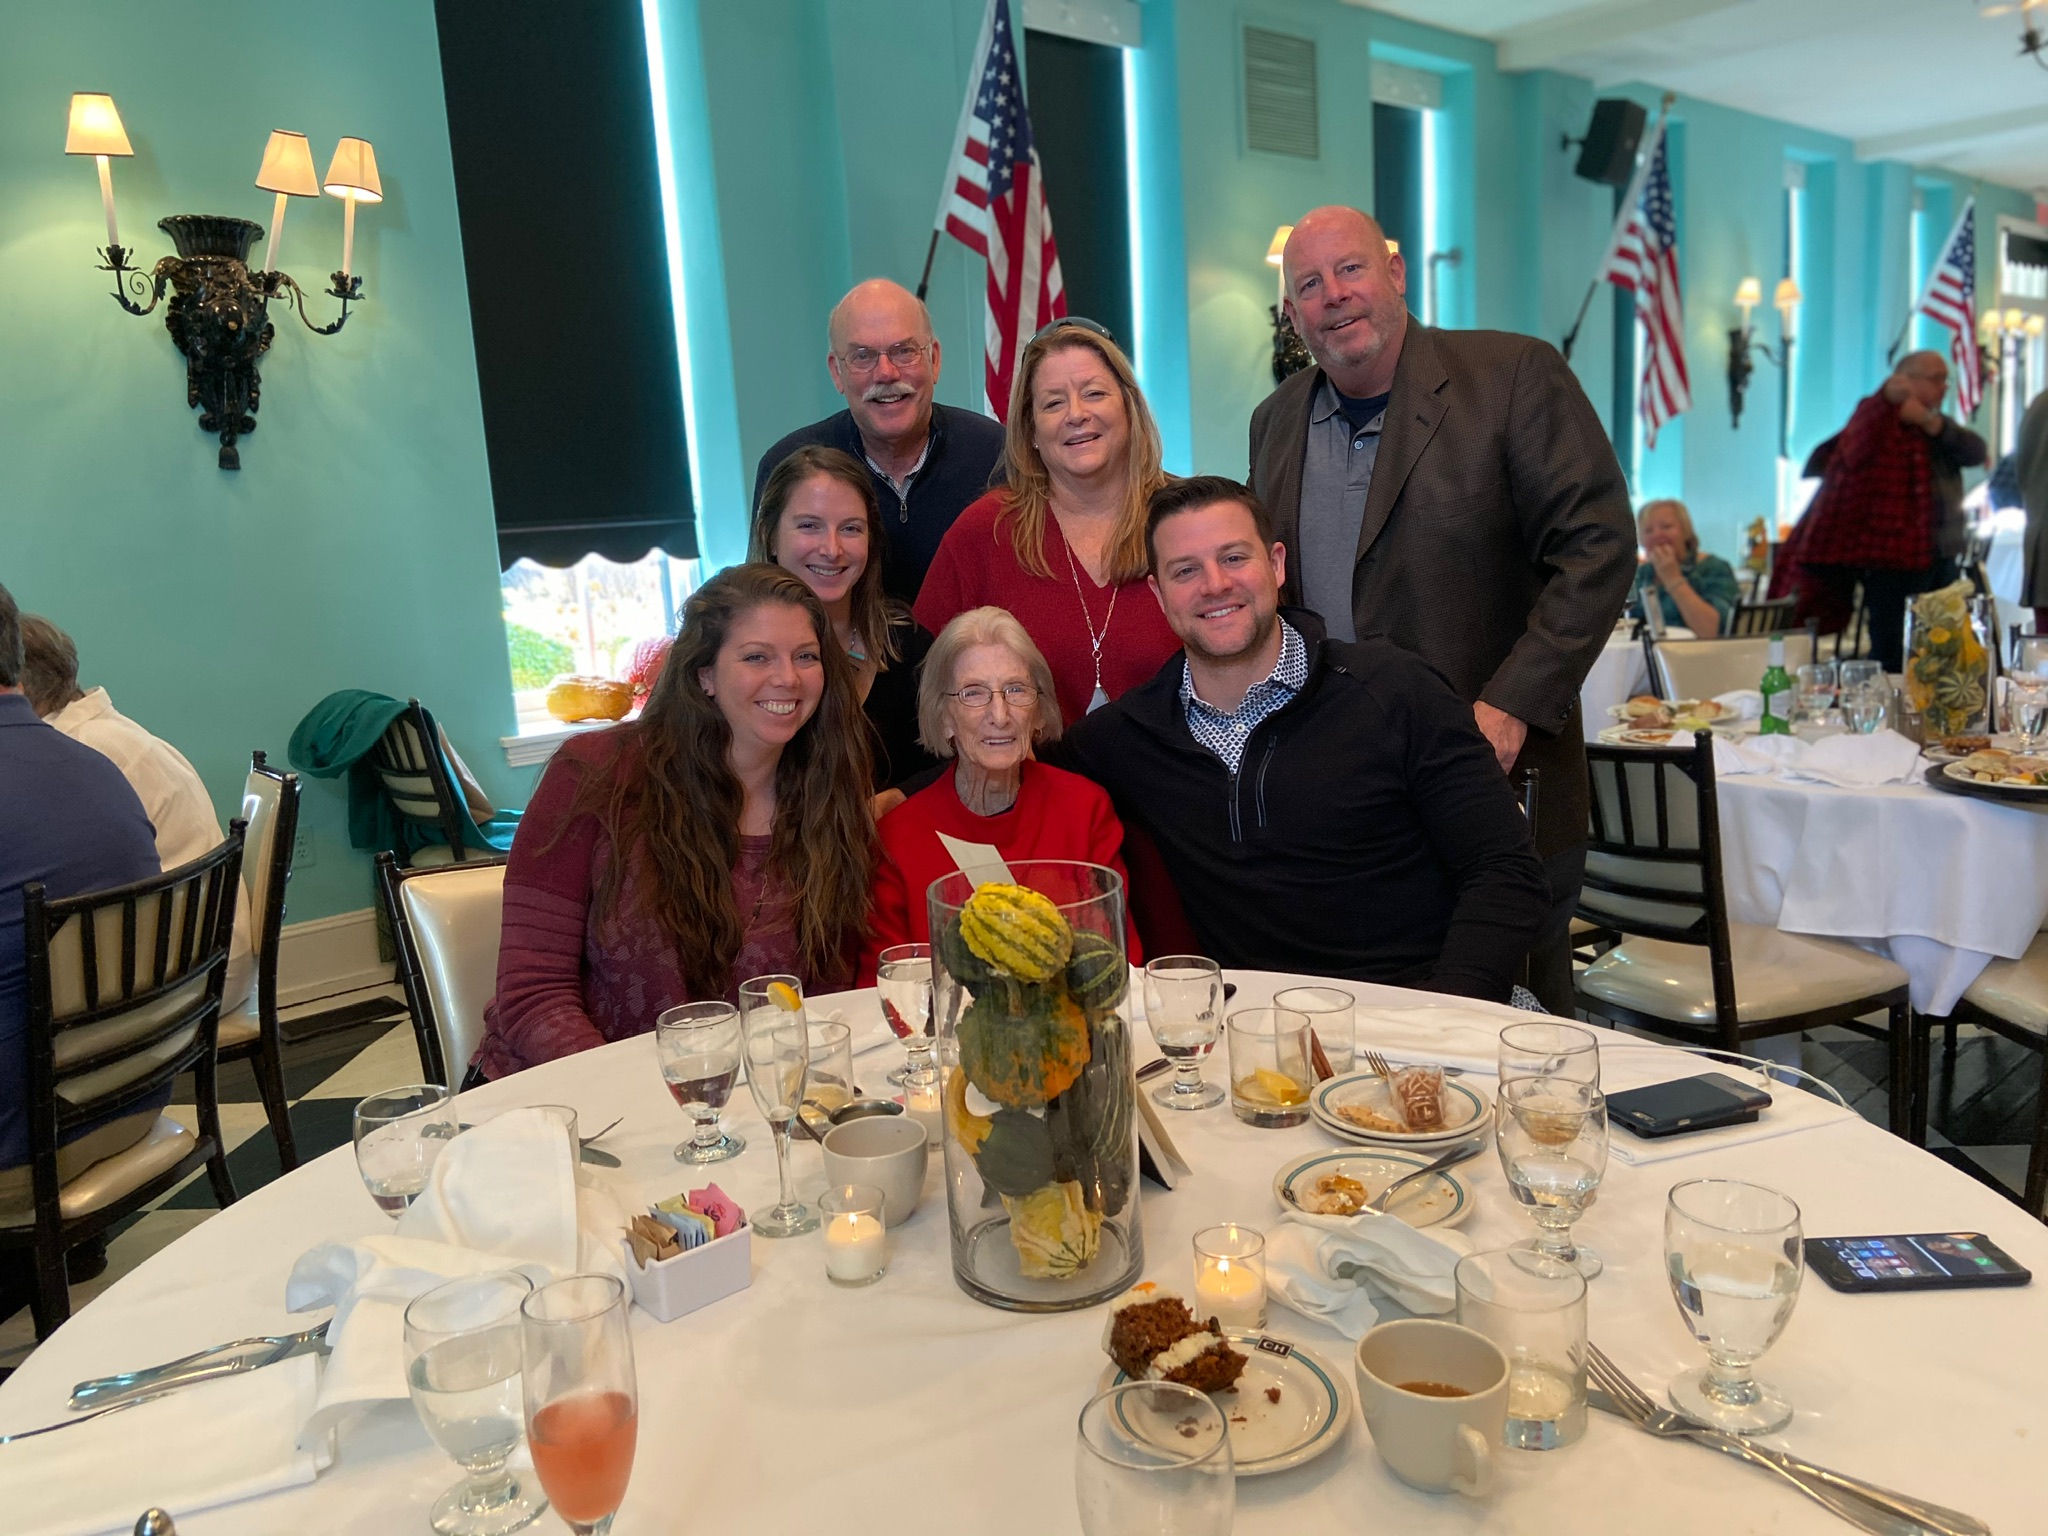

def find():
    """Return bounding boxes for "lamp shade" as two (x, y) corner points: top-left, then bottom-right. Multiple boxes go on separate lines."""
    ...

(65, 93), (133, 157)
(1386, 238), (1399, 256)
(1266, 225), (1292, 266)
(1773, 278), (1802, 310)
(256, 130), (320, 196)
(1733, 277), (1763, 308)
(2006, 307), (2027, 330)
(322, 137), (383, 202)
(2027, 314), (2046, 338)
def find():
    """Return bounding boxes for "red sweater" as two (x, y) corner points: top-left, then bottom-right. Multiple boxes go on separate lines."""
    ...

(913, 491), (1182, 727)
(860, 760), (1140, 982)
(472, 731), (849, 1080)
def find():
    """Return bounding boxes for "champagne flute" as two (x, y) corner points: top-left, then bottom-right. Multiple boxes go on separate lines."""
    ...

(1496, 1078), (1608, 1279)
(740, 973), (818, 1237)
(405, 1271), (545, 1536)
(1075, 1381), (1234, 1534)
(1664, 1179), (1804, 1434)
(654, 1002), (745, 1164)
(877, 943), (933, 1087)
(521, 1275), (638, 1536)
(1143, 957), (1226, 1111)
(353, 1083), (456, 1216)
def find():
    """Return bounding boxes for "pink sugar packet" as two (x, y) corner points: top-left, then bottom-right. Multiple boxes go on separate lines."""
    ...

(689, 1182), (744, 1237)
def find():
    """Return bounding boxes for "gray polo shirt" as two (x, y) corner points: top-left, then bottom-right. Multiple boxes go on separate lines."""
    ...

(1297, 379), (1388, 643)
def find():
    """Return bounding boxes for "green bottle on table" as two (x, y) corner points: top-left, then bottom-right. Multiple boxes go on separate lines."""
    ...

(1759, 634), (1793, 735)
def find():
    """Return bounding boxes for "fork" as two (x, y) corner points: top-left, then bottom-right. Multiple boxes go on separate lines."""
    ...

(1586, 1344), (1987, 1536)
(1360, 1048), (1394, 1078)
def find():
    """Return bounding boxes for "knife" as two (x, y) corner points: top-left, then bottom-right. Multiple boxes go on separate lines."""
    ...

(69, 1322), (330, 1411)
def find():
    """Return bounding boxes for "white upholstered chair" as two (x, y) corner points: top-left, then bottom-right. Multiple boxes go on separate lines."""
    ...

(1645, 626), (1820, 703)
(214, 751), (301, 1168)
(378, 852), (508, 1087)
(1913, 934), (2048, 1213)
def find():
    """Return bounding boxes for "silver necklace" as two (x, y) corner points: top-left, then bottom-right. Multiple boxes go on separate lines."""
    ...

(1061, 529), (1117, 712)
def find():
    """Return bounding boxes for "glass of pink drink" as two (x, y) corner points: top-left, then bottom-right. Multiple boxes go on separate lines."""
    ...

(521, 1275), (638, 1535)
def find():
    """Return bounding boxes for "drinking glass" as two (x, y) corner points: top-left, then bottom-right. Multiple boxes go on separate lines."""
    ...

(1075, 1381), (1234, 1536)
(1664, 1179), (1804, 1434)
(1496, 1021), (1601, 1092)
(806, 1019), (855, 1115)
(353, 1083), (456, 1216)
(820, 1183), (889, 1287)
(1455, 1248), (1587, 1450)
(2007, 634), (2048, 748)
(1793, 663), (1836, 732)
(528, 1104), (579, 1162)
(521, 1275), (638, 1536)
(1495, 1078), (1608, 1278)
(1838, 659), (1883, 696)
(877, 943), (934, 1088)
(1274, 984), (1356, 1074)
(1143, 957), (1226, 1111)
(1226, 1007), (1313, 1127)
(1191, 1223), (1267, 1330)
(740, 973), (818, 1237)
(405, 1272), (545, 1536)
(654, 1001), (745, 1164)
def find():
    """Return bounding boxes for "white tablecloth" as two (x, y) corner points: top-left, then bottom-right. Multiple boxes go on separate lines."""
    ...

(1716, 769), (2048, 1012)
(4, 975), (2043, 1534)
(1987, 509), (2027, 611)
(1579, 629), (1651, 742)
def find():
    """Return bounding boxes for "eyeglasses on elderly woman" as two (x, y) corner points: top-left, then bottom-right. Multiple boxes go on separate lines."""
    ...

(943, 682), (1042, 711)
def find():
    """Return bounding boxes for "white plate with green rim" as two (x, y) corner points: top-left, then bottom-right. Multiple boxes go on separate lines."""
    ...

(1309, 1072), (1491, 1147)
(1272, 1146), (1476, 1230)
(1099, 1332), (1350, 1477)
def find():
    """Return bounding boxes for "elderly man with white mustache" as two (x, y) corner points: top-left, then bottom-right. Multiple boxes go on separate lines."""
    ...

(753, 279), (1005, 602)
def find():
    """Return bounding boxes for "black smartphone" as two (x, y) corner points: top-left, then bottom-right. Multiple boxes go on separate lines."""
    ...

(1608, 1072), (1771, 1138)
(1806, 1233), (2032, 1293)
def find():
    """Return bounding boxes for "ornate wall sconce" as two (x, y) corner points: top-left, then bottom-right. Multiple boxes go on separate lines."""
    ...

(65, 94), (380, 469)
(1728, 275), (1800, 453)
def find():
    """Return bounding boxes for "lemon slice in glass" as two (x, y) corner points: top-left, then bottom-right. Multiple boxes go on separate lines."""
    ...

(767, 981), (803, 1012)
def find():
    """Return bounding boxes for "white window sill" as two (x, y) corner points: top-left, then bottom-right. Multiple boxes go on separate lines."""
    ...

(500, 715), (632, 769)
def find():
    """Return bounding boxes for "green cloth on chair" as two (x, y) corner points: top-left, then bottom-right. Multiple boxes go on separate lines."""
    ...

(288, 690), (521, 860)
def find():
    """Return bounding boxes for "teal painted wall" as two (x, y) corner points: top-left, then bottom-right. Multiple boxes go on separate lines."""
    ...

(2, 1), (527, 924)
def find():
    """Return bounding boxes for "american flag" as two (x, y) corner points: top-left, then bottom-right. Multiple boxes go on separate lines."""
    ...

(1917, 199), (1981, 418)
(1600, 127), (1690, 448)
(935, 0), (1065, 419)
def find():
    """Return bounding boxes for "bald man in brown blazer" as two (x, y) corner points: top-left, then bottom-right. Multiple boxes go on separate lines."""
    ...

(1248, 206), (1635, 1013)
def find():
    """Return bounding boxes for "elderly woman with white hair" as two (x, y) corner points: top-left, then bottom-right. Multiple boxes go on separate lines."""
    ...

(859, 605), (1136, 979)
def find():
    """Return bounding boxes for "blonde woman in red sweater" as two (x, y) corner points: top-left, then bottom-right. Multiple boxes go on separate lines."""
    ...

(859, 606), (1137, 982)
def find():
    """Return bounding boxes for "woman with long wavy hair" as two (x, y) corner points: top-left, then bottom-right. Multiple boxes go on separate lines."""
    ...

(913, 320), (1179, 724)
(469, 564), (875, 1081)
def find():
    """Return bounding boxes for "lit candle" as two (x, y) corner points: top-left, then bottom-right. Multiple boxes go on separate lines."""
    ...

(1193, 1222), (1268, 1330)
(824, 1211), (885, 1285)
(266, 190), (290, 273)
(341, 190), (358, 280)
(902, 1080), (943, 1145)
(96, 154), (119, 249)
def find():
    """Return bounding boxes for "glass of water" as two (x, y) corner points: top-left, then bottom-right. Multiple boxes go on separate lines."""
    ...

(1497, 1021), (1602, 1091)
(655, 1002), (745, 1164)
(1075, 1381), (1234, 1535)
(1143, 957), (1226, 1111)
(2007, 634), (2048, 748)
(1793, 663), (1837, 732)
(353, 1083), (456, 1215)
(1664, 1179), (1804, 1434)
(404, 1270), (546, 1536)
(1456, 1248), (1587, 1450)
(1496, 1078), (1608, 1279)
(876, 943), (933, 1087)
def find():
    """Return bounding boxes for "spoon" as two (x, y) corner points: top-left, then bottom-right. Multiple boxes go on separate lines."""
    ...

(1367, 1138), (1487, 1214)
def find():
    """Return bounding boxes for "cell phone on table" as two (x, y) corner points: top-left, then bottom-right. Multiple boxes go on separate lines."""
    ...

(1607, 1072), (1772, 1138)
(1805, 1233), (2032, 1293)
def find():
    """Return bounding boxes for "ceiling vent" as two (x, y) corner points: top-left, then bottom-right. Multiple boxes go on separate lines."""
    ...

(1244, 26), (1319, 159)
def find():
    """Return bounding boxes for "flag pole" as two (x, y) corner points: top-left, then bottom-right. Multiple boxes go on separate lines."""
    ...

(919, 0), (997, 301)
(1562, 93), (1674, 361)
(915, 229), (941, 302)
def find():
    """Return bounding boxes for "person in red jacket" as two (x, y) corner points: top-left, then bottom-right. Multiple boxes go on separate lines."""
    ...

(860, 606), (1138, 981)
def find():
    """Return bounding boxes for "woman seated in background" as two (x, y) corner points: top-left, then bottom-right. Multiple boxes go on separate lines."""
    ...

(471, 564), (875, 1082)
(860, 606), (1136, 981)
(753, 445), (937, 795)
(913, 320), (1179, 723)
(1629, 497), (1742, 637)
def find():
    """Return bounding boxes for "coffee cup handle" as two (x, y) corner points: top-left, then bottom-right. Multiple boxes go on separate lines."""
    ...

(1450, 1424), (1493, 1497)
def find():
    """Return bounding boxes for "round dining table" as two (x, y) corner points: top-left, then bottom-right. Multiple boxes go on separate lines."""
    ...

(5, 972), (2044, 1535)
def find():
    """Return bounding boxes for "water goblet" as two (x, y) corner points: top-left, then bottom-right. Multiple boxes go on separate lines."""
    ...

(521, 1274), (638, 1536)
(404, 1271), (545, 1536)
(1793, 664), (1837, 733)
(877, 943), (933, 1087)
(353, 1083), (456, 1216)
(1143, 957), (1226, 1111)
(2007, 634), (2048, 748)
(1075, 1380), (1234, 1535)
(740, 973), (818, 1237)
(1664, 1179), (1804, 1435)
(1495, 1078), (1608, 1279)
(1496, 1021), (1601, 1091)
(654, 1001), (745, 1164)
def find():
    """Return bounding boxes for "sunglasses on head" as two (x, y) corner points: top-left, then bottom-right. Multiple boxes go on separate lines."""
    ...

(1030, 315), (1116, 347)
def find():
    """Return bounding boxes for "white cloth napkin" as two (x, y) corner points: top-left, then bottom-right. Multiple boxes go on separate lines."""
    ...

(1711, 733), (1797, 776)
(807, 990), (898, 1058)
(1351, 1004), (1525, 1075)
(0, 1352), (330, 1536)
(1713, 688), (1763, 721)
(1777, 729), (1921, 787)
(1264, 1212), (1473, 1340)
(285, 1108), (629, 1441)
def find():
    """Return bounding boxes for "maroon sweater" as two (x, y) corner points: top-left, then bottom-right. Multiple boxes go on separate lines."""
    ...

(472, 731), (850, 1080)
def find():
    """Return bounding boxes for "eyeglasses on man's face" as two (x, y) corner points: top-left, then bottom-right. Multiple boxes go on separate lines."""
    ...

(944, 683), (1040, 710)
(839, 340), (930, 374)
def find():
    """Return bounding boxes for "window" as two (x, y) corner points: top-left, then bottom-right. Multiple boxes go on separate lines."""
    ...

(1779, 164), (1808, 524)
(500, 551), (699, 739)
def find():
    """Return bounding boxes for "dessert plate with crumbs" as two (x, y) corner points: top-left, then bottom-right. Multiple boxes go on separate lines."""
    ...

(1273, 1148), (1475, 1230)
(1309, 1073), (1491, 1147)
(1099, 1333), (1349, 1476)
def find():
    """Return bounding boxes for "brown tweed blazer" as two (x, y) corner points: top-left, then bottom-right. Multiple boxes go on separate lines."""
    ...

(1248, 322), (1636, 857)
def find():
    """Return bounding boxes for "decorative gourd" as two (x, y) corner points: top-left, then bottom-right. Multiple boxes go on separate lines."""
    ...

(1045, 1019), (1133, 1219)
(959, 883), (1074, 983)
(1065, 929), (1127, 1016)
(1003, 1179), (1103, 1278)
(956, 986), (1092, 1109)
(974, 1109), (1059, 1197)
(945, 1067), (993, 1155)
(933, 913), (997, 989)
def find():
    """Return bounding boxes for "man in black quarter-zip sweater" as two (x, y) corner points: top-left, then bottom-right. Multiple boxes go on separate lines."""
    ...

(1048, 476), (1550, 1002)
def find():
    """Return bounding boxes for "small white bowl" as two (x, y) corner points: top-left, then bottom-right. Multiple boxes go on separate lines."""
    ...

(821, 1115), (928, 1228)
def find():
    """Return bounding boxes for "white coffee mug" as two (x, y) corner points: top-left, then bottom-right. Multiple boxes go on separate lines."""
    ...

(820, 1115), (928, 1228)
(1354, 1319), (1510, 1496)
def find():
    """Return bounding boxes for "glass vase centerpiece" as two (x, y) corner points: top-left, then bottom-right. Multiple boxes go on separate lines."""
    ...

(928, 861), (1141, 1311)
(1904, 579), (1991, 739)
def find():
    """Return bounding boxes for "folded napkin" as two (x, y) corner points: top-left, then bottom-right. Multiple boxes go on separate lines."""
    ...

(806, 990), (899, 1058)
(1265, 1212), (1473, 1339)
(1713, 688), (1763, 721)
(1777, 728), (1921, 788)
(286, 1108), (629, 1441)
(1350, 1004), (1528, 1076)
(1710, 733), (1799, 776)
(0, 1353), (330, 1536)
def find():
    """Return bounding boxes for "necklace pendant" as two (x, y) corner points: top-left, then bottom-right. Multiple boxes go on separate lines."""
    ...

(1088, 684), (1109, 713)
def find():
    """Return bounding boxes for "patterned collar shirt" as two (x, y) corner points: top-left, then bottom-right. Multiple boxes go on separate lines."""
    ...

(1178, 618), (1309, 775)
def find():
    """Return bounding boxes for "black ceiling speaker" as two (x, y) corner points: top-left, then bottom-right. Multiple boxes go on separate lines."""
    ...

(1567, 99), (1647, 186)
